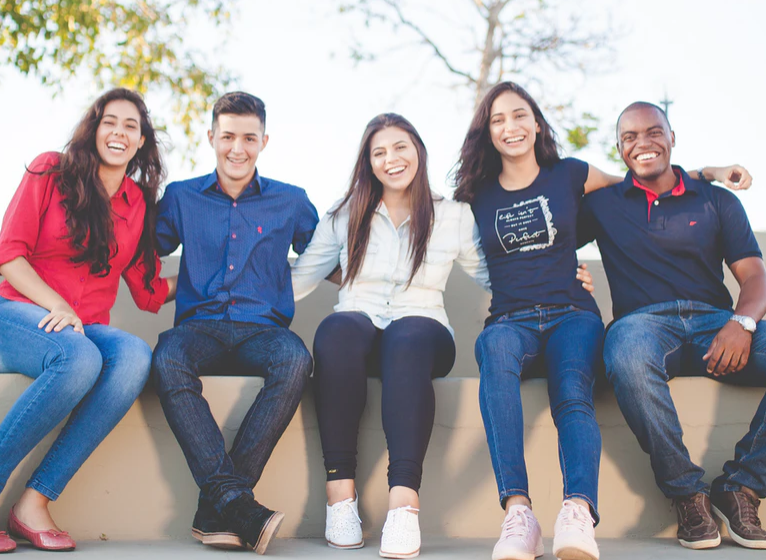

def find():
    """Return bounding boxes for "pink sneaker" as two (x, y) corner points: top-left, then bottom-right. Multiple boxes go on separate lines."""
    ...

(552, 500), (599, 560)
(491, 505), (544, 560)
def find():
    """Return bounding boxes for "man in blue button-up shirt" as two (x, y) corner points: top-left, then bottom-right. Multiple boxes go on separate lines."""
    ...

(151, 92), (318, 553)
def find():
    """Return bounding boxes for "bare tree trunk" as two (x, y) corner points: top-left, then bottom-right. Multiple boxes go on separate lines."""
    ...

(473, 1), (504, 110)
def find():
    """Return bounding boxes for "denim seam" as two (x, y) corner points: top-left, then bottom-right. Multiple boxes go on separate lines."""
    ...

(26, 479), (60, 501)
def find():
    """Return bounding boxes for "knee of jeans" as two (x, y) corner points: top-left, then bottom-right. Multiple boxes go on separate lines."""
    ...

(475, 327), (523, 376)
(603, 321), (650, 383)
(49, 337), (103, 397)
(150, 342), (188, 395)
(272, 340), (313, 387)
(551, 395), (596, 421)
(113, 337), (153, 391)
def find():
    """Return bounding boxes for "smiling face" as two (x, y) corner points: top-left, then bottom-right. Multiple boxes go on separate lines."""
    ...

(95, 99), (145, 172)
(208, 113), (269, 190)
(617, 105), (675, 182)
(488, 91), (541, 161)
(369, 126), (419, 195)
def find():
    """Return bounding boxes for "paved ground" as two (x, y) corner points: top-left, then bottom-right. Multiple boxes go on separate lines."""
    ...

(3, 537), (760, 559)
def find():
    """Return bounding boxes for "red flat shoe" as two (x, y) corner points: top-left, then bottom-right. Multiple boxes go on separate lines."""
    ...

(0, 531), (16, 553)
(8, 507), (76, 551)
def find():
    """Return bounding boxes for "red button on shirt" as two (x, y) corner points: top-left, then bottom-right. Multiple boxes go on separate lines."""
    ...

(0, 152), (168, 325)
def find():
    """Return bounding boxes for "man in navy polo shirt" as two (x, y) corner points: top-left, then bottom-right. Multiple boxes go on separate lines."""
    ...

(151, 92), (318, 554)
(579, 102), (766, 550)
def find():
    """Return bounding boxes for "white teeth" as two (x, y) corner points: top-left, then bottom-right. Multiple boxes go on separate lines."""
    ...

(504, 136), (524, 144)
(636, 152), (659, 161)
(107, 142), (126, 151)
(387, 166), (406, 175)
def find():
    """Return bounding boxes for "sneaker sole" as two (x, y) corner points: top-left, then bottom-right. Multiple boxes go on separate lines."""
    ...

(378, 547), (420, 559)
(678, 534), (721, 549)
(553, 546), (598, 560)
(192, 528), (246, 550)
(492, 541), (544, 560)
(327, 538), (365, 549)
(253, 511), (285, 555)
(711, 504), (766, 549)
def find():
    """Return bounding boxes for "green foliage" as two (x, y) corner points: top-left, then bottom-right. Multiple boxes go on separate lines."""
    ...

(1, 0), (236, 158)
(564, 112), (598, 151)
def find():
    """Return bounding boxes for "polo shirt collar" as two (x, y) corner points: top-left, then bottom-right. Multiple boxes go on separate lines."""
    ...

(621, 165), (699, 197)
(199, 169), (263, 195)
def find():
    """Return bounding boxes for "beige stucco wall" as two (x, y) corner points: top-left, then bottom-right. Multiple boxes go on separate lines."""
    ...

(0, 233), (764, 540)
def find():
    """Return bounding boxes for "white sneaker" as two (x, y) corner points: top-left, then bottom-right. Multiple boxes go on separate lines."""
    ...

(552, 500), (599, 560)
(379, 506), (420, 559)
(492, 505), (544, 560)
(325, 496), (364, 549)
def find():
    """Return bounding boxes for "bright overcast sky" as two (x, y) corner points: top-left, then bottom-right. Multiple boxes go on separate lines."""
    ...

(1, 0), (764, 234)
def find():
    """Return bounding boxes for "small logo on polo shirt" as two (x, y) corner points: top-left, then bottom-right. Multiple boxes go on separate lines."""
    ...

(257, 226), (263, 234)
(690, 221), (697, 226)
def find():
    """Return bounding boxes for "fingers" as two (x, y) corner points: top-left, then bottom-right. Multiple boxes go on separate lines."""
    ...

(725, 165), (752, 190)
(704, 339), (723, 374)
(37, 311), (84, 334)
(736, 167), (753, 190)
(576, 264), (594, 293)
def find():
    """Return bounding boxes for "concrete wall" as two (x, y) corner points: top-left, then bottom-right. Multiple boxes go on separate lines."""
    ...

(0, 233), (764, 540)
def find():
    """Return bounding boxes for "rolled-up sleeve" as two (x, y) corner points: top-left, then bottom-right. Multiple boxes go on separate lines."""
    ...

(291, 209), (342, 301)
(122, 253), (169, 313)
(455, 202), (490, 292)
(0, 153), (58, 266)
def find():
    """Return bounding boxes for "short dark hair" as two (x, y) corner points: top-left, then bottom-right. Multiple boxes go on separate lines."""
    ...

(212, 91), (266, 130)
(616, 101), (670, 139)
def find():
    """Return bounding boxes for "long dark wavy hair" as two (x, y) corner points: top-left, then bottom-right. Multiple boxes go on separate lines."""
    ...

(46, 88), (165, 290)
(453, 81), (560, 203)
(332, 113), (435, 288)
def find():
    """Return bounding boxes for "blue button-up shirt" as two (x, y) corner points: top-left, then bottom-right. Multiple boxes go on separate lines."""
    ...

(157, 170), (319, 327)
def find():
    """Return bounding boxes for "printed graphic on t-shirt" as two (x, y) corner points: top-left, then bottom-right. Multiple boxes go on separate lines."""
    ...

(495, 196), (556, 253)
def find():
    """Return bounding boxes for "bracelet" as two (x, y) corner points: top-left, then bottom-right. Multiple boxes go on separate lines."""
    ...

(697, 167), (709, 182)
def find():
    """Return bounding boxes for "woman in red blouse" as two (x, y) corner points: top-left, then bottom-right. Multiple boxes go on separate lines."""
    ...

(0, 88), (174, 552)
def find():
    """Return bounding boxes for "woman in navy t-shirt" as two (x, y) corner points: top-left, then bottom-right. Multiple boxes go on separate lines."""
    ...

(453, 82), (622, 560)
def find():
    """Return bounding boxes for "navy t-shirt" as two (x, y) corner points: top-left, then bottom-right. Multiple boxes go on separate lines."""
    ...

(578, 167), (762, 320)
(471, 157), (600, 324)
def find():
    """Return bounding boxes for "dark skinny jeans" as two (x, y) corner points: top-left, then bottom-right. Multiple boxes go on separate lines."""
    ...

(313, 312), (455, 492)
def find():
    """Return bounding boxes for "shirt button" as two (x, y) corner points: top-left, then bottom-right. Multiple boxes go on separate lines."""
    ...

(232, 202), (238, 208)
(231, 233), (237, 239)
(230, 300), (236, 305)
(654, 200), (659, 206)
(80, 277), (85, 282)
(73, 301), (79, 306)
(229, 264), (234, 271)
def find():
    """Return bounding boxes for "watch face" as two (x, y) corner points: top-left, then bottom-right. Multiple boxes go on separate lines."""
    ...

(733, 315), (757, 332)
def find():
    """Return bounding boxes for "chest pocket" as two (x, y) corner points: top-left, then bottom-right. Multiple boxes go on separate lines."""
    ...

(412, 249), (453, 288)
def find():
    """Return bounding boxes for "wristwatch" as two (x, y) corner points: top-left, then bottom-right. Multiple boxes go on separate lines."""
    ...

(696, 167), (709, 182)
(730, 314), (757, 333)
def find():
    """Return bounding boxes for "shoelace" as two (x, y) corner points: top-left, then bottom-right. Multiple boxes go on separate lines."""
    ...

(382, 506), (419, 537)
(676, 495), (705, 527)
(330, 498), (362, 525)
(739, 493), (762, 527)
(499, 508), (530, 539)
(558, 501), (592, 533)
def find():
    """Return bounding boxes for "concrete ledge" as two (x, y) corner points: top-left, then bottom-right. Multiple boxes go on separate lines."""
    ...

(1, 374), (764, 540)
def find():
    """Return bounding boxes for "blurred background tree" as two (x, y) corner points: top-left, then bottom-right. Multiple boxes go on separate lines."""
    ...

(1, 0), (237, 158)
(338, 0), (616, 153)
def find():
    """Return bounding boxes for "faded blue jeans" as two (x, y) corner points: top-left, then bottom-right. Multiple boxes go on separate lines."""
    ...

(0, 296), (151, 500)
(476, 305), (604, 522)
(151, 319), (312, 514)
(604, 300), (766, 498)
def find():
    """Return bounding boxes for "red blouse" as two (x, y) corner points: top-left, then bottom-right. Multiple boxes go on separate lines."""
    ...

(0, 152), (168, 325)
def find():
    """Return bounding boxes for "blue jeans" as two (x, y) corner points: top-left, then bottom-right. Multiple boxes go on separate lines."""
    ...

(476, 305), (604, 521)
(604, 300), (766, 498)
(151, 319), (312, 513)
(0, 297), (151, 500)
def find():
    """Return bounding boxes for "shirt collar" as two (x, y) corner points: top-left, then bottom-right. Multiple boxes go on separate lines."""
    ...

(113, 176), (139, 206)
(622, 165), (698, 198)
(200, 169), (262, 195)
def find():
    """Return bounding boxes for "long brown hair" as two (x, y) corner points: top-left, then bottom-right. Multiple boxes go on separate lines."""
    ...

(48, 88), (165, 290)
(453, 81), (560, 203)
(332, 113), (435, 288)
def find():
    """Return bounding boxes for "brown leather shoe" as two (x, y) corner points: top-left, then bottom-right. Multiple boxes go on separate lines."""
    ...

(712, 486), (766, 549)
(674, 493), (721, 549)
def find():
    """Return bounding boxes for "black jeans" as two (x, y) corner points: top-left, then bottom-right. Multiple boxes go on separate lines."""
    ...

(152, 319), (312, 512)
(313, 312), (455, 492)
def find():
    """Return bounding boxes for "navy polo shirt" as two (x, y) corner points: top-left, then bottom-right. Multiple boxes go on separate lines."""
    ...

(471, 157), (600, 324)
(157, 170), (319, 326)
(578, 166), (762, 320)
